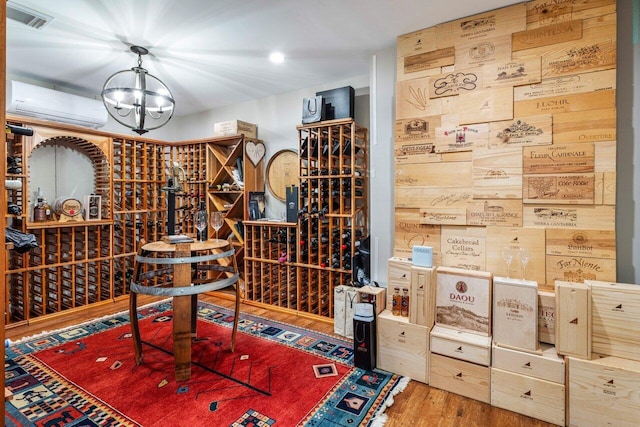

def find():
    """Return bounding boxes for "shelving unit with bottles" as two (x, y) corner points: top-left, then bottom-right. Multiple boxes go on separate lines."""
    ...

(244, 221), (298, 308)
(3, 116), (263, 326)
(206, 135), (265, 292)
(241, 119), (367, 320)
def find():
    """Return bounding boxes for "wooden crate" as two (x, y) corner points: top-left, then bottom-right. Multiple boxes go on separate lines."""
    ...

(430, 325), (492, 366)
(356, 285), (386, 316)
(492, 277), (539, 352)
(587, 280), (640, 362)
(394, 116), (440, 144)
(491, 368), (565, 426)
(436, 267), (492, 335)
(492, 343), (565, 384)
(409, 266), (436, 327)
(429, 353), (491, 404)
(214, 120), (257, 139)
(377, 310), (429, 383)
(556, 281), (591, 359)
(569, 356), (640, 427)
(446, 3), (527, 44)
(397, 26), (437, 58)
(387, 257), (412, 311)
(538, 288), (556, 345)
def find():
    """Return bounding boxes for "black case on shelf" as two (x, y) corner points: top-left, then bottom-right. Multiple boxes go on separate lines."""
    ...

(315, 86), (355, 120)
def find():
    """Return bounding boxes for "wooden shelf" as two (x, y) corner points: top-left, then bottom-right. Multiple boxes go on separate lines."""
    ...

(243, 119), (368, 319)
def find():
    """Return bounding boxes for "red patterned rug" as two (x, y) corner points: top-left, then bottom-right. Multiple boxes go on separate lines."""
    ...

(5, 300), (408, 426)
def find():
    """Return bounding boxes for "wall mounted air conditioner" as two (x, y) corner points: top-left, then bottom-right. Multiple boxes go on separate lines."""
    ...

(6, 80), (108, 129)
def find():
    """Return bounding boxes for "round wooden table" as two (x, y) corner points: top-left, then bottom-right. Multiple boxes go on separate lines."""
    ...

(131, 238), (239, 381)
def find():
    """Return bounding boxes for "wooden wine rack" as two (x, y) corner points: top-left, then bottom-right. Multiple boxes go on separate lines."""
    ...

(3, 116), (262, 325)
(243, 119), (368, 320)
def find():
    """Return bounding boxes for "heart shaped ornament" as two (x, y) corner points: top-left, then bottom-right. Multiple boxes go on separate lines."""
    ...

(246, 141), (266, 166)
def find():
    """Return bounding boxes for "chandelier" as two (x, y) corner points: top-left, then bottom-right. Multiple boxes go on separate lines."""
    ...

(101, 46), (175, 135)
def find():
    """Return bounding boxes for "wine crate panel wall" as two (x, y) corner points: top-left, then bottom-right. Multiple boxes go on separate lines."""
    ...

(394, 0), (617, 286)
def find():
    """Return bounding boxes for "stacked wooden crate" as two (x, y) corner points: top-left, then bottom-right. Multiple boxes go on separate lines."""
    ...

(562, 280), (640, 427)
(429, 267), (493, 403)
(490, 277), (565, 426)
(377, 257), (436, 383)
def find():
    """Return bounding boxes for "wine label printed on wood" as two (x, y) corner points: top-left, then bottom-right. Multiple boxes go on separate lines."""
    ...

(394, 116), (440, 143)
(493, 277), (538, 351)
(523, 174), (595, 204)
(513, 69), (616, 101)
(395, 186), (472, 210)
(514, 89), (616, 117)
(448, 3), (527, 43)
(435, 123), (489, 153)
(483, 56), (541, 89)
(546, 255), (616, 283)
(523, 143), (595, 175)
(466, 200), (523, 227)
(552, 108), (616, 144)
(455, 35), (512, 68)
(436, 269), (492, 335)
(429, 69), (483, 98)
(396, 78), (444, 118)
(397, 27), (438, 58)
(403, 47), (455, 75)
(489, 115), (552, 147)
(396, 162), (472, 188)
(512, 19), (583, 51)
(394, 142), (441, 165)
(542, 38), (616, 77)
(394, 208), (442, 261)
(472, 146), (522, 199)
(545, 229), (616, 259)
(458, 87), (514, 125)
(441, 227), (487, 272)
(420, 208), (467, 225)
(523, 205), (615, 230)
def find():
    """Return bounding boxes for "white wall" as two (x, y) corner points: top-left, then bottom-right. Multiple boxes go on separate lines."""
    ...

(165, 74), (370, 219)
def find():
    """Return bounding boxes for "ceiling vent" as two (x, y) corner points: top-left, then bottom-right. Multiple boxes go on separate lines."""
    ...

(7, 1), (54, 30)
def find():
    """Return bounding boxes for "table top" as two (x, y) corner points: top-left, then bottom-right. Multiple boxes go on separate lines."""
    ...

(142, 239), (229, 253)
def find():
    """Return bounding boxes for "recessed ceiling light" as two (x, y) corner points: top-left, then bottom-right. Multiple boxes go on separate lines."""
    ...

(269, 52), (285, 64)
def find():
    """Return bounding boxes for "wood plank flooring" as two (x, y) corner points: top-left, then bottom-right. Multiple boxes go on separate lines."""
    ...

(5, 295), (556, 427)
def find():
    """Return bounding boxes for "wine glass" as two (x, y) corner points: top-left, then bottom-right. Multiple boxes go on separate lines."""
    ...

(194, 210), (207, 241)
(210, 211), (224, 240)
(519, 247), (530, 280)
(501, 246), (515, 278)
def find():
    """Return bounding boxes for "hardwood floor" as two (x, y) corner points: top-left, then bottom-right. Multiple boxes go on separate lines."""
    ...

(5, 296), (556, 427)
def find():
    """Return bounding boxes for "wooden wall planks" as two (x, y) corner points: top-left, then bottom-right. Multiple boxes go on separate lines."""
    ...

(394, 0), (617, 286)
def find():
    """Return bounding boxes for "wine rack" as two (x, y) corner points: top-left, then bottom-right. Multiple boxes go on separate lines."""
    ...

(244, 221), (298, 308)
(207, 136), (265, 291)
(243, 118), (367, 320)
(3, 116), (262, 325)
